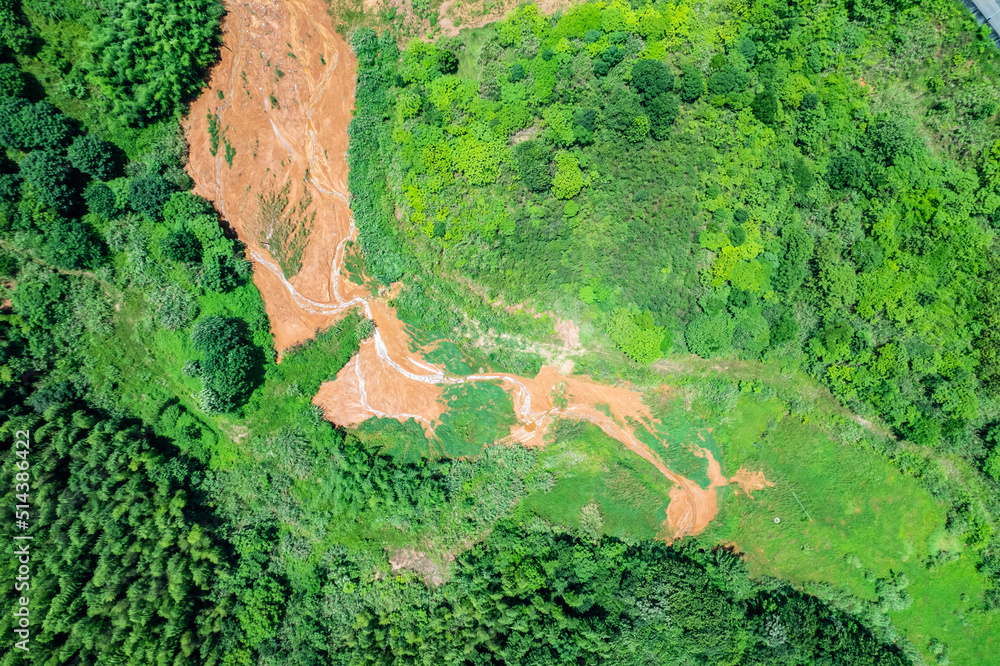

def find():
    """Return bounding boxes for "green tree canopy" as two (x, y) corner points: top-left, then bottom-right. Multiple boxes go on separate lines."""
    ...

(604, 85), (644, 135)
(162, 228), (203, 263)
(678, 64), (704, 103)
(751, 88), (778, 125)
(686, 312), (734, 357)
(0, 99), (74, 150)
(191, 316), (261, 411)
(0, 62), (25, 96)
(608, 307), (665, 364)
(42, 217), (103, 269)
(129, 175), (175, 220)
(89, 0), (224, 124)
(648, 92), (679, 139)
(552, 152), (583, 199)
(19, 150), (77, 212)
(631, 59), (674, 104)
(513, 140), (552, 192)
(83, 181), (118, 218)
(67, 133), (116, 181)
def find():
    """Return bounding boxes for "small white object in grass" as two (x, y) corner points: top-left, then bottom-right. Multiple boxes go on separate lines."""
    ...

(774, 517), (781, 524)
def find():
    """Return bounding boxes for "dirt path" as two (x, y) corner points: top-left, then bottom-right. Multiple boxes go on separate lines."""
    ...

(184, 0), (770, 540)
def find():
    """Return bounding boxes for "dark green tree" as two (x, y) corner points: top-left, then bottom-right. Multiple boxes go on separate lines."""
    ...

(766, 305), (799, 347)
(603, 86), (644, 134)
(513, 140), (552, 192)
(15, 101), (74, 150)
(752, 88), (778, 125)
(67, 134), (116, 180)
(648, 93), (679, 139)
(83, 181), (118, 218)
(772, 223), (813, 295)
(0, 62), (25, 96)
(573, 108), (596, 144)
(678, 64), (704, 102)
(10, 267), (69, 329)
(89, 0), (224, 124)
(865, 113), (920, 166)
(191, 316), (261, 411)
(975, 278), (1000, 392)
(594, 45), (625, 77)
(436, 49), (459, 75)
(0, 171), (20, 200)
(707, 66), (747, 96)
(129, 175), (175, 220)
(42, 217), (103, 269)
(631, 59), (674, 103)
(19, 151), (77, 212)
(0, 96), (28, 151)
(162, 228), (202, 263)
(826, 150), (867, 190)
(0, 0), (31, 53)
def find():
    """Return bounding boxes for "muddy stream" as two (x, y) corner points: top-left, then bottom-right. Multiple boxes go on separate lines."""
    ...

(185, 0), (769, 539)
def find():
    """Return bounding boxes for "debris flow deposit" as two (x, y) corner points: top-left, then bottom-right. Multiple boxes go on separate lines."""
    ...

(185, 0), (770, 539)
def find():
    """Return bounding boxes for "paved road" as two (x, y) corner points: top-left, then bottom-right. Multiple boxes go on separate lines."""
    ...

(967, 0), (1000, 42)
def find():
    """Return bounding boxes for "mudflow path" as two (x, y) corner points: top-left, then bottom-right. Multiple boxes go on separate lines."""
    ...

(185, 0), (767, 539)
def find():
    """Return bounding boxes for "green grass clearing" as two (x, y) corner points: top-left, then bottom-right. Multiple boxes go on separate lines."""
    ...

(519, 420), (674, 541)
(702, 394), (999, 664)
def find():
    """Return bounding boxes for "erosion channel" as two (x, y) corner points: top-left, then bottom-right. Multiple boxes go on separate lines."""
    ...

(184, 0), (770, 539)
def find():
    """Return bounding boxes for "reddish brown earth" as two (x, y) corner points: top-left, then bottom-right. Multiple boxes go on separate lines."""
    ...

(728, 468), (776, 498)
(186, 0), (362, 353)
(389, 548), (453, 586)
(185, 0), (771, 540)
(1, 280), (14, 313)
(362, 0), (578, 41)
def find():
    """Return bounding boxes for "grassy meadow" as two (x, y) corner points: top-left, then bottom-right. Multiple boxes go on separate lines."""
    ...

(700, 392), (999, 664)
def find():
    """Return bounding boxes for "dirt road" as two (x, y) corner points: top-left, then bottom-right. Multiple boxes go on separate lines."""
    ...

(185, 0), (768, 539)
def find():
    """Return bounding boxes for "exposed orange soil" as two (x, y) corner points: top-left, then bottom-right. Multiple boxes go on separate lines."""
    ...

(186, 0), (364, 353)
(728, 468), (775, 498)
(388, 548), (452, 586)
(185, 0), (771, 540)
(362, 0), (578, 41)
(1, 280), (14, 313)
(314, 321), (447, 435)
(554, 319), (581, 350)
(436, 0), (577, 37)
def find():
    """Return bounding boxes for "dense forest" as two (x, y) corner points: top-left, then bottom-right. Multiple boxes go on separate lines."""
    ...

(350, 0), (1000, 562)
(345, 0), (1000, 660)
(0, 0), (997, 662)
(352, 0), (1000, 462)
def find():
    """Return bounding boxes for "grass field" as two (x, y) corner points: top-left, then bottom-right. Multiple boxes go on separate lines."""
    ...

(421, 339), (476, 375)
(518, 420), (674, 541)
(364, 379), (517, 460)
(456, 24), (493, 80)
(639, 394), (728, 489)
(82, 275), (364, 468)
(434, 381), (517, 456)
(700, 393), (1000, 664)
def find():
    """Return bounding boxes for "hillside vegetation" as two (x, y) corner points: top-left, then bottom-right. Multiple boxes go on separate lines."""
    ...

(0, 0), (998, 663)
(353, 0), (1000, 460)
(345, 0), (1000, 661)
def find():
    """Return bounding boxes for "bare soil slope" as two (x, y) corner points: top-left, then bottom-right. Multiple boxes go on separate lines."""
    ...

(185, 0), (770, 539)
